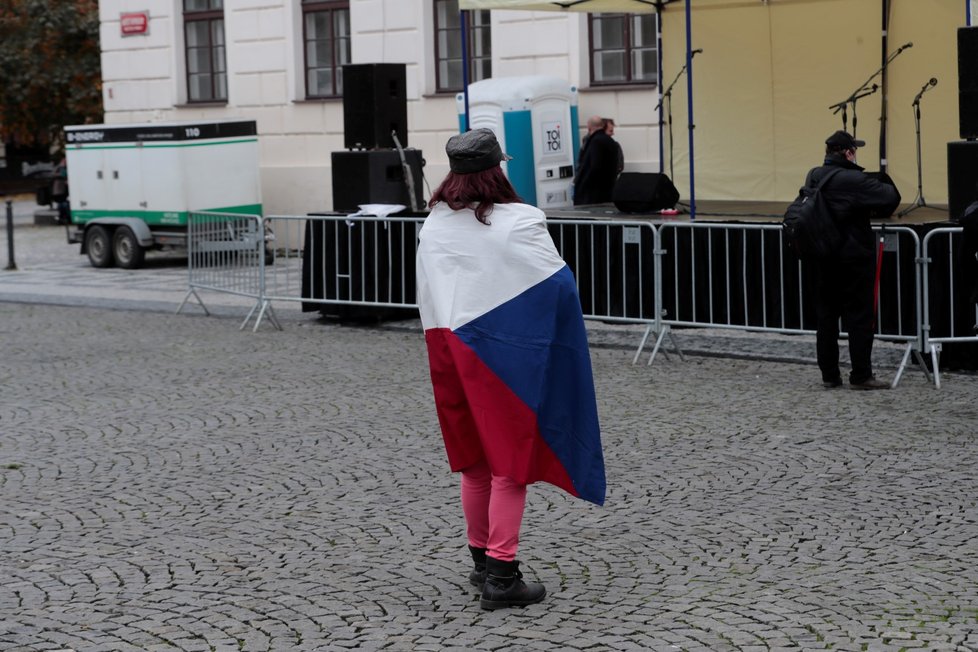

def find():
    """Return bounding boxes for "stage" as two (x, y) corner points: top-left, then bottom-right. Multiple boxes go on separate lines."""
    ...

(546, 200), (954, 226)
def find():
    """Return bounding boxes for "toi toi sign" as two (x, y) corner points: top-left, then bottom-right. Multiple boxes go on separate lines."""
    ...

(543, 121), (563, 154)
(120, 11), (149, 36)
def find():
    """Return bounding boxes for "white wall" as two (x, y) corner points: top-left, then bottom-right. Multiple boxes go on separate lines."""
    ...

(98, 0), (660, 214)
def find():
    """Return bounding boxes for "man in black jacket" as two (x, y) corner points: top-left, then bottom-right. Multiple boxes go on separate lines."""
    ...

(812, 130), (901, 390)
(573, 116), (621, 205)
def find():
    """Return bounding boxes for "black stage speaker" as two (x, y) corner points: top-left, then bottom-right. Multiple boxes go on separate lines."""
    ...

(612, 172), (680, 213)
(342, 63), (408, 150)
(947, 140), (978, 220)
(958, 27), (978, 140)
(331, 150), (424, 213)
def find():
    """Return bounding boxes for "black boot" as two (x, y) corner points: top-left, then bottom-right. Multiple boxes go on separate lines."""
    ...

(480, 556), (546, 610)
(468, 545), (487, 588)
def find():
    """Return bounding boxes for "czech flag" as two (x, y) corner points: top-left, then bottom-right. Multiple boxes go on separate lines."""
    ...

(417, 203), (605, 506)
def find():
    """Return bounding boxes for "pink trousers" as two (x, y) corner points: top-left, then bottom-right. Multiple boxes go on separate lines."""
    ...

(460, 458), (527, 562)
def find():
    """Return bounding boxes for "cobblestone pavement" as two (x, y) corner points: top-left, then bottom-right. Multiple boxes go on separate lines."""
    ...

(2, 302), (978, 652)
(3, 200), (978, 651)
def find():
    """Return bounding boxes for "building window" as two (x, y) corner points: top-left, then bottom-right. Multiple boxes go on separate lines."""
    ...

(589, 13), (657, 86)
(184, 0), (227, 102)
(434, 1), (491, 93)
(303, 1), (351, 98)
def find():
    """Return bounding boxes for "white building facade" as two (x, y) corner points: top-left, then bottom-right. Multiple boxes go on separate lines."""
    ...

(98, 0), (661, 215)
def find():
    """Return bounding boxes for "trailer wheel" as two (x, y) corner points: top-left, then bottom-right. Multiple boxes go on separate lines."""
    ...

(86, 225), (115, 268)
(113, 226), (145, 269)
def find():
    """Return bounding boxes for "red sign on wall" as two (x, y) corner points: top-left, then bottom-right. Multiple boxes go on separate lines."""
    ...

(120, 11), (149, 36)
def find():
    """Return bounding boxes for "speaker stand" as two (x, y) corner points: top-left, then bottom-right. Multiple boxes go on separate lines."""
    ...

(391, 130), (421, 212)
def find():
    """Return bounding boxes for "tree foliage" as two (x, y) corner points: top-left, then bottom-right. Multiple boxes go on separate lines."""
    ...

(0, 0), (102, 150)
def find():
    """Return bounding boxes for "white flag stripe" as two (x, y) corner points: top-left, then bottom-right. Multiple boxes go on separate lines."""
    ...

(417, 203), (566, 332)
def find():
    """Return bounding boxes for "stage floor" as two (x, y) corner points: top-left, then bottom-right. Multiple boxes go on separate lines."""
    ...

(548, 200), (952, 225)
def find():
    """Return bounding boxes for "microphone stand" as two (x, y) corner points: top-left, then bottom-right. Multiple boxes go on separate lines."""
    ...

(654, 60), (690, 183)
(829, 42), (912, 141)
(898, 80), (944, 217)
(655, 55), (696, 211)
(829, 84), (879, 141)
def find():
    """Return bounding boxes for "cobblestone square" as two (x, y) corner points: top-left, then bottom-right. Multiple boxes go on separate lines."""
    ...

(2, 300), (977, 651)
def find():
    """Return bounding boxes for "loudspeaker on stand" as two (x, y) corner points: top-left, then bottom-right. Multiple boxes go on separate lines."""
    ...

(342, 63), (408, 150)
(331, 150), (424, 213)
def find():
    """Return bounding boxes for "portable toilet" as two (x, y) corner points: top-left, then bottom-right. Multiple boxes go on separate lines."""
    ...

(456, 76), (579, 209)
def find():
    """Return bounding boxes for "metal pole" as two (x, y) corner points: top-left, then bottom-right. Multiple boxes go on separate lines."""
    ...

(460, 9), (471, 132)
(657, 5), (664, 173)
(685, 0), (696, 220)
(5, 200), (16, 271)
(879, 0), (890, 174)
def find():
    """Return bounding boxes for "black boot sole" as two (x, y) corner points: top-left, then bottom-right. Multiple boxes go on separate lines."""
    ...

(479, 588), (547, 610)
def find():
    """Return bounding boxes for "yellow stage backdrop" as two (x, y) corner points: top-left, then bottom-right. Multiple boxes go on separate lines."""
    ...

(659, 0), (964, 204)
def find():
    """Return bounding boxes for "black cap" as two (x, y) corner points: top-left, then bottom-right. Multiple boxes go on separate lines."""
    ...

(825, 130), (865, 150)
(446, 128), (512, 174)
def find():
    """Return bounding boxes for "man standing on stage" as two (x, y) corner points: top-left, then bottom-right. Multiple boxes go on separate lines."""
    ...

(573, 116), (621, 205)
(810, 130), (901, 390)
(603, 118), (624, 176)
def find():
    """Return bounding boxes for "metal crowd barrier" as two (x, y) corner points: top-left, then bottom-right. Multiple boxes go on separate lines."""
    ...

(921, 226), (978, 387)
(256, 214), (663, 355)
(262, 214), (424, 315)
(184, 211), (974, 388)
(178, 211), (280, 331)
(654, 222), (926, 386)
(546, 219), (674, 363)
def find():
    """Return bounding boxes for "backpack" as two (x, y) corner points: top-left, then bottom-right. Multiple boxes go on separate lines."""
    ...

(782, 166), (844, 259)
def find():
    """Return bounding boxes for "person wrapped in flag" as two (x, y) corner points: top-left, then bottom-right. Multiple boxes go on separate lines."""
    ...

(416, 128), (606, 610)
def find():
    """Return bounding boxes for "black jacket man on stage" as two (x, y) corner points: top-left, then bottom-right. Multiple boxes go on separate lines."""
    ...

(573, 116), (621, 205)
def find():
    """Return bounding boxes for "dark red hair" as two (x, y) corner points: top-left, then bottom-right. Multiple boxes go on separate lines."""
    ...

(428, 165), (522, 224)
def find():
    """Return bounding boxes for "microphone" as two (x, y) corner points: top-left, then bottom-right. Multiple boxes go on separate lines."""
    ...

(691, 48), (703, 57)
(913, 77), (938, 103)
(899, 42), (913, 51)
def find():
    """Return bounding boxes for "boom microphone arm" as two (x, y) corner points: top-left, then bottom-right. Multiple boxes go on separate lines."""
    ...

(830, 42), (913, 115)
(829, 42), (913, 139)
(654, 49), (702, 112)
